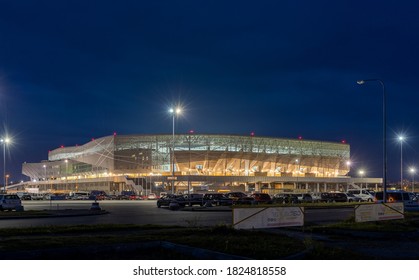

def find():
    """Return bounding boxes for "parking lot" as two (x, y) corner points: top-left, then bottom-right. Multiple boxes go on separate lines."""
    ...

(1, 200), (232, 228)
(0, 199), (356, 229)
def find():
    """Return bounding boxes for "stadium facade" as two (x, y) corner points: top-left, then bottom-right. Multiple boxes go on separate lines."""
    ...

(18, 134), (381, 194)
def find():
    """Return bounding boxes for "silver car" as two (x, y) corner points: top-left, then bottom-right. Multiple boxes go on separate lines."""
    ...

(0, 194), (23, 211)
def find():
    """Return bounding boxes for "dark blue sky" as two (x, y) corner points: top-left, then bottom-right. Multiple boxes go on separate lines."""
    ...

(1, 0), (419, 183)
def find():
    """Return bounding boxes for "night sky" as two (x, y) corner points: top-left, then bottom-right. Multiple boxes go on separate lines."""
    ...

(1, 0), (419, 183)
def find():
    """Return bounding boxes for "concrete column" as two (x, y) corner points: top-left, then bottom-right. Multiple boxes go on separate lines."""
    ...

(317, 183), (320, 192)
(305, 183), (309, 190)
(281, 182), (284, 189)
(255, 182), (260, 192)
(324, 183), (327, 192)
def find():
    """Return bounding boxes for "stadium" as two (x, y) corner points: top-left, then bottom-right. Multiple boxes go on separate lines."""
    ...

(18, 133), (381, 195)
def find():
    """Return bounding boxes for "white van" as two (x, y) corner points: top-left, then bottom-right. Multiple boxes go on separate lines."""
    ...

(348, 189), (374, 202)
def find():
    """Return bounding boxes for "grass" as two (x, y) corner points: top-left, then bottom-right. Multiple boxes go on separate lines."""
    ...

(306, 213), (419, 233)
(0, 210), (51, 217)
(0, 224), (306, 259)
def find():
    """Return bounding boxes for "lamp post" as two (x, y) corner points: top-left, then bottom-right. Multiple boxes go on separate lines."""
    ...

(295, 159), (299, 189)
(43, 164), (47, 181)
(357, 79), (387, 202)
(65, 159), (68, 191)
(188, 130), (193, 198)
(410, 167), (416, 193)
(398, 135), (405, 190)
(169, 107), (181, 194)
(0, 138), (10, 193)
(359, 169), (365, 190)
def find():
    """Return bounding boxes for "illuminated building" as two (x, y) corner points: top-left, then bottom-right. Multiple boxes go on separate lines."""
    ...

(18, 134), (381, 194)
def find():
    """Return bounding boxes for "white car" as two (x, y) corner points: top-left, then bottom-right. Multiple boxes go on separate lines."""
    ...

(0, 194), (24, 211)
(348, 189), (374, 202)
(147, 193), (157, 200)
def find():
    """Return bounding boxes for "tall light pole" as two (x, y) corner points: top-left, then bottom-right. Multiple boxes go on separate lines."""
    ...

(410, 167), (416, 193)
(359, 169), (365, 190)
(357, 79), (387, 202)
(0, 138), (10, 193)
(65, 159), (68, 192)
(169, 107), (181, 194)
(188, 130), (194, 198)
(398, 135), (405, 190)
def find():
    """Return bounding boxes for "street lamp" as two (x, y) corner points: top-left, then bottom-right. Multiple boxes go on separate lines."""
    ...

(346, 160), (351, 175)
(188, 130), (194, 198)
(357, 79), (387, 202)
(410, 167), (416, 193)
(359, 169), (365, 190)
(169, 107), (181, 194)
(65, 159), (68, 192)
(0, 138), (10, 193)
(398, 135), (405, 190)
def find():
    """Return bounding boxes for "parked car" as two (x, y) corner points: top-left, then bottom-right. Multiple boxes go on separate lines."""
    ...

(0, 194), (23, 211)
(348, 189), (375, 202)
(251, 193), (272, 204)
(129, 194), (141, 200)
(295, 193), (313, 203)
(345, 192), (363, 202)
(71, 192), (90, 200)
(147, 193), (157, 200)
(310, 193), (323, 203)
(156, 194), (186, 208)
(89, 190), (107, 200)
(272, 193), (298, 204)
(323, 192), (347, 203)
(20, 194), (32, 200)
(202, 193), (233, 206)
(374, 190), (419, 211)
(235, 196), (256, 205)
(226, 192), (248, 202)
(183, 193), (204, 206)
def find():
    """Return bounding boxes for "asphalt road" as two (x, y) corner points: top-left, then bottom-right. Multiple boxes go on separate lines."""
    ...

(0, 200), (354, 228)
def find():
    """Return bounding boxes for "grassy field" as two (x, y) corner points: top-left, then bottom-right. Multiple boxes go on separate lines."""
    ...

(0, 224), (306, 259)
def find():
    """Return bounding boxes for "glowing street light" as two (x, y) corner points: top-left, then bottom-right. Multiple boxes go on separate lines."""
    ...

(346, 160), (351, 175)
(0, 138), (10, 193)
(357, 79), (387, 202)
(169, 107), (182, 194)
(398, 135), (405, 190)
